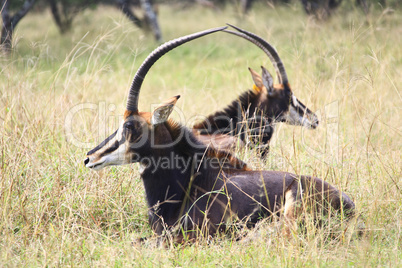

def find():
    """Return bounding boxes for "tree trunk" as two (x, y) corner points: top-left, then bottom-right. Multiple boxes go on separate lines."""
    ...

(300, 0), (343, 19)
(241, 0), (254, 15)
(48, 0), (71, 34)
(1, 0), (12, 52)
(356, 0), (369, 14)
(140, 0), (162, 42)
(115, 0), (162, 42)
(1, 0), (36, 53)
(116, 0), (142, 29)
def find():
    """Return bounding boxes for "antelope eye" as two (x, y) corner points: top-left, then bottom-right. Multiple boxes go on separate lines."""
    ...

(124, 121), (135, 130)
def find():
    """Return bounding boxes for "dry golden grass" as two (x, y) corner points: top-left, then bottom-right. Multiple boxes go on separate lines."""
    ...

(0, 3), (401, 266)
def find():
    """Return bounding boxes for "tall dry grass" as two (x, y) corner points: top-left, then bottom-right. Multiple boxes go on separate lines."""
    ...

(0, 3), (400, 266)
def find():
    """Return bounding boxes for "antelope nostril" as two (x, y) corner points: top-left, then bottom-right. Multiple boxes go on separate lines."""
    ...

(84, 158), (89, 165)
(312, 119), (319, 129)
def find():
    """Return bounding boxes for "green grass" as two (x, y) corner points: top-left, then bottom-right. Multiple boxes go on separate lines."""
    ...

(1, 3), (401, 266)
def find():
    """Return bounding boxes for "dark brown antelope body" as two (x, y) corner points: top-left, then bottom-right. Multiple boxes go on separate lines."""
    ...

(84, 27), (355, 242)
(193, 25), (319, 157)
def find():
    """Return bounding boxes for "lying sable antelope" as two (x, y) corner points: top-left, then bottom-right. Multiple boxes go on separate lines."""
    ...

(193, 24), (319, 157)
(84, 27), (355, 243)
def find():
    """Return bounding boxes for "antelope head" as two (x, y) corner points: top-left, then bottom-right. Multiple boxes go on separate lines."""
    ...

(225, 24), (319, 129)
(84, 96), (180, 171)
(84, 27), (227, 170)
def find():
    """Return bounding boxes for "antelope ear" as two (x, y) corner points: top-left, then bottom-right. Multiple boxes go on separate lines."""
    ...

(248, 67), (264, 92)
(261, 66), (274, 96)
(151, 95), (180, 125)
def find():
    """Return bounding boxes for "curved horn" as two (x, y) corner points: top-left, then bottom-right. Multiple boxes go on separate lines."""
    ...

(223, 24), (288, 85)
(126, 26), (227, 112)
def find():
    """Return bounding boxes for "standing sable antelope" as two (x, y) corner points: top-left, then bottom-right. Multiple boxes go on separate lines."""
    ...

(84, 27), (355, 243)
(193, 24), (319, 157)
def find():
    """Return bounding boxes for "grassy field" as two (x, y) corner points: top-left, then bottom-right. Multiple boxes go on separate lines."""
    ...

(1, 2), (401, 266)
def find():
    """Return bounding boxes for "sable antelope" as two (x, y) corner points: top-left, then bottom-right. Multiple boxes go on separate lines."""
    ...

(84, 27), (355, 243)
(193, 24), (319, 157)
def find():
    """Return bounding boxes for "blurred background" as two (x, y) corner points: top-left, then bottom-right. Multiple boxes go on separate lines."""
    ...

(2, 0), (400, 51)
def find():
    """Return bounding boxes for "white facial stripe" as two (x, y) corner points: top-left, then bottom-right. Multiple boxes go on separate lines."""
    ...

(290, 106), (307, 125)
(292, 95), (299, 108)
(285, 95), (319, 129)
(86, 142), (128, 171)
(115, 121), (125, 142)
(102, 142), (128, 166)
(95, 124), (123, 157)
(283, 106), (314, 128)
(86, 121), (128, 170)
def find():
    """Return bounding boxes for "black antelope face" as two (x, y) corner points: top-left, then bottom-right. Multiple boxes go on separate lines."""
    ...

(84, 114), (148, 171)
(251, 67), (319, 129)
(84, 96), (180, 171)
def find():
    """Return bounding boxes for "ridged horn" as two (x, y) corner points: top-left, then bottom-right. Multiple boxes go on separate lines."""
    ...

(223, 24), (289, 85)
(126, 26), (227, 112)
